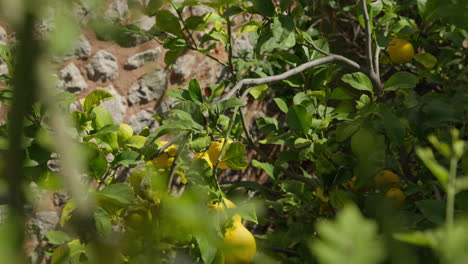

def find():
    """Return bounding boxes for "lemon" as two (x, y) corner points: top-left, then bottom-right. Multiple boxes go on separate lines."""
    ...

(223, 214), (256, 264)
(387, 38), (414, 64)
(117, 123), (134, 146)
(209, 197), (236, 211)
(385, 188), (405, 206)
(152, 141), (177, 169)
(374, 170), (400, 186)
(193, 152), (213, 169)
(208, 139), (232, 169)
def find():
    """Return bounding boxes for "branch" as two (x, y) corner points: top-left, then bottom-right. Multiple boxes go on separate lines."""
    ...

(167, 134), (190, 192)
(149, 132), (189, 160)
(361, 0), (374, 75)
(218, 54), (383, 102)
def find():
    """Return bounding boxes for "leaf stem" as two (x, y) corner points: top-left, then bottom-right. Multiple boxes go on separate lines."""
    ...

(446, 156), (458, 232)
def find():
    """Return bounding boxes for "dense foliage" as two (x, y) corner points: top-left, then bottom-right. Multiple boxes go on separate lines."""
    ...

(0, 0), (467, 263)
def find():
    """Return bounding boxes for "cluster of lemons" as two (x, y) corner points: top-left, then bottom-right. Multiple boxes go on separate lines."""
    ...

(209, 198), (256, 264)
(194, 138), (233, 170)
(374, 169), (406, 206)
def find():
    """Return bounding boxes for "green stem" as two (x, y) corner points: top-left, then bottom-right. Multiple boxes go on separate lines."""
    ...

(226, 15), (236, 83)
(167, 133), (191, 192)
(446, 156), (458, 232)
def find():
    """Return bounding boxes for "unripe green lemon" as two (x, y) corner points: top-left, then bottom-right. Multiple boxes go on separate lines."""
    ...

(387, 38), (414, 64)
(117, 123), (134, 146)
(223, 214), (256, 264)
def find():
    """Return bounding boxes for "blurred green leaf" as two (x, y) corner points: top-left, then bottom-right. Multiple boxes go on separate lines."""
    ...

(384, 72), (418, 91)
(84, 89), (113, 114)
(45, 231), (72, 245)
(224, 142), (248, 170)
(156, 10), (183, 37)
(414, 53), (438, 68)
(311, 203), (385, 264)
(286, 105), (311, 133)
(415, 199), (445, 224)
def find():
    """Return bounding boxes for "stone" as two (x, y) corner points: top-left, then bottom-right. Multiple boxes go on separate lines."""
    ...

(57, 63), (88, 93)
(27, 211), (59, 241)
(171, 53), (197, 82)
(87, 50), (119, 82)
(75, 34), (92, 59)
(105, 0), (130, 22)
(134, 15), (155, 31)
(127, 69), (167, 105)
(0, 59), (8, 76)
(100, 85), (128, 124)
(125, 47), (161, 69)
(190, 5), (215, 17)
(0, 26), (8, 45)
(233, 33), (254, 57)
(128, 109), (157, 134)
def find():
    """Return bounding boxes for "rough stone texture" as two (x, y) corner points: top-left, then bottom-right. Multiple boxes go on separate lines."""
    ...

(171, 53), (198, 82)
(233, 33), (254, 57)
(0, 26), (7, 45)
(128, 109), (157, 134)
(75, 34), (92, 59)
(87, 50), (119, 82)
(105, 0), (130, 22)
(134, 15), (155, 31)
(125, 47), (161, 69)
(127, 69), (167, 105)
(27, 211), (59, 241)
(0, 59), (8, 76)
(57, 63), (88, 93)
(100, 85), (128, 124)
(190, 5), (216, 17)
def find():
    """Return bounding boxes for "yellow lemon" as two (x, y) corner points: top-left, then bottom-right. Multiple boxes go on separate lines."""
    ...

(223, 214), (256, 264)
(374, 170), (400, 186)
(209, 198), (236, 212)
(208, 139), (232, 169)
(315, 187), (329, 202)
(193, 152), (213, 169)
(152, 141), (177, 169)
(387, 38), (414, 64)
(385, 188), (405, 206)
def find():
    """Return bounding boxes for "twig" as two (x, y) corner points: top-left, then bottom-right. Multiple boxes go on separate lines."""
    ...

(303, 36), (329, 56)
(374, 44), (381, 78)
(167, 133), (190, 192)
(150, 132), (189, 160)
(360, 0), (375, 75)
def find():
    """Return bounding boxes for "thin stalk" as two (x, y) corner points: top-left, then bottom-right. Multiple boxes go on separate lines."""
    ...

(446, 156), (458, 232)
(226, 15), (236, 83)
(167, 133), (190, 192)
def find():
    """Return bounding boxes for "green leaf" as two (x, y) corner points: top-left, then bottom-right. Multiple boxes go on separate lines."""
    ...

(147, 0), (163, 15)
(415, 200), (445, 224)
(125, 135), (147, 149)
(156, 10), (183, 37)
(256, 117), (279, 134)
(165, 48), (185, 66)
(94, 207), (112, 236)
(112, 151), (143, 167)
(224, 142), (248, 170)
(188, 79), (204, 104)
(83, 89), (113, 114)
(272, 15), (296, 49)
(393, 231), (437, 247)
(45, 231), (72, 245)
(341, 72), (373, 93)
(416, 147), (449, 187)
(96, 183), (135, 207)
(384, 72), (418, 91)
(173, 101), (205, 125)
(195, 234), (218, 264)
(251, 160), (275, 179)
(273, 98), (288, 113)
(414, 53), (437, 68)
(330, 87), (355, 100)
(239, 20), (262, 34)
(56, 92), (77, 113)
(285, 105), (311, 133)
(311, 203), (385, 264)
(379, 109), (405, 144)
(214, 98), (244, 114)
(250, 0), (275, 17)
(166, 87), (191, 101)
(249, 84), (268, 99)
(191, 136), (211, 151)
(84, 143), (108, 179)
(335, 122), (360, 142)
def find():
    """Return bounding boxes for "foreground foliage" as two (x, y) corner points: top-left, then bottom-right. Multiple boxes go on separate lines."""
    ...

(0, 0), (467, 263)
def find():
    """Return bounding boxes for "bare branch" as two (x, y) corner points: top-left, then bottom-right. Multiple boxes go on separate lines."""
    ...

(303, 37), (330, 56)
(361, 0), (375, 75)
(218, 54), (383, 102)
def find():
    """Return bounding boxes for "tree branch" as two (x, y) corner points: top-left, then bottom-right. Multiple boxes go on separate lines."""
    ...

(217, 54), (382, 102)
(361, 0), (374, 75)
